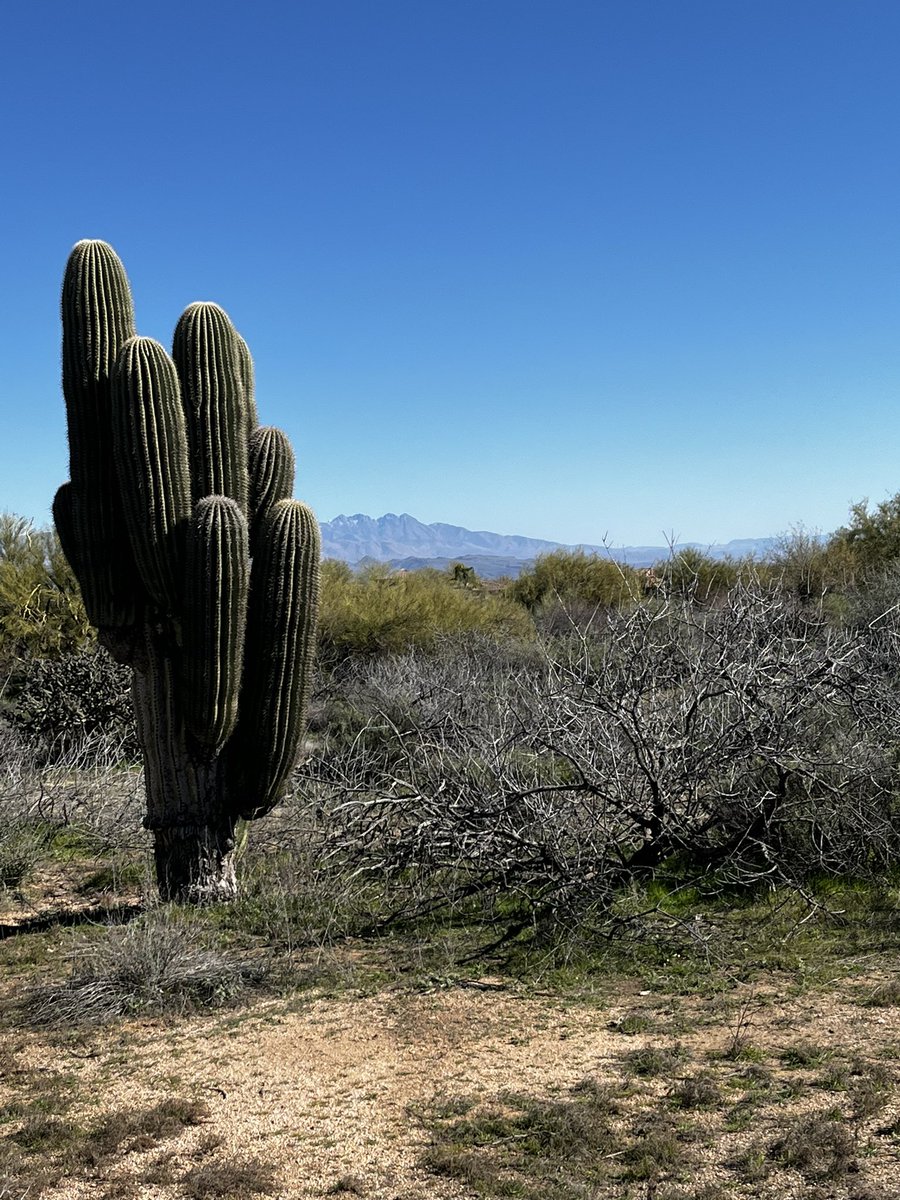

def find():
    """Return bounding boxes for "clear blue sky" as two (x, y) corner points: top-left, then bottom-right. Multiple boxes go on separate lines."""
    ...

(3, 0), (900, 548)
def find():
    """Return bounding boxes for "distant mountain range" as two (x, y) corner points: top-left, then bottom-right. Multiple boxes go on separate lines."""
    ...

(320, 513), (779, 578)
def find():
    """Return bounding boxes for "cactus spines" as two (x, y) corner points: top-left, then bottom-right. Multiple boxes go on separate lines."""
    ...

(248, 426), (295, 541)
(230, 499), (321, 819)
(172, 302), (249, 511)
(59, 241), (140, 629)
(182, 497), (249, 750)
(235, 333), (259, 429)
(62, 240), (136, 483)
(112, 337), (192, 617)
(51, 483), (78, 573)
(55, 242), (320, 902)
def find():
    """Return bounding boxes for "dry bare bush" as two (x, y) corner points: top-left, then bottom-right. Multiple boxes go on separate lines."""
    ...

(0, 704), (148, 883)
(307, 586), (900, 942)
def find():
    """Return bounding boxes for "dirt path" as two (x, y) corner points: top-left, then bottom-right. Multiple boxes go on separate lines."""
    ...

(7, 971), (900, 1199)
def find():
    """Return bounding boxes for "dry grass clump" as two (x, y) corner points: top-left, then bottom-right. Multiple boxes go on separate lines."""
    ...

(420, 1082), (623, 1197)
(864, 979), (900, 1007)
(622, 1044), (684, 1078)
(669, 1072), (722, 1110)
(179, 1156), (279, 1198)
(768, 1112), (857, 1180)
(324, 1175), (367, 1195)
(23, 911), (264, 1026)
(779, 1039), (832, 1068)
(0, 820), (49, 890)
(420, 1079), (697, 1195)
(623, 1111), (690, 1182)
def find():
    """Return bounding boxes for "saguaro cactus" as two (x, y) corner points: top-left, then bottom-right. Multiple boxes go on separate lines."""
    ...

(55, 240), (320, 902)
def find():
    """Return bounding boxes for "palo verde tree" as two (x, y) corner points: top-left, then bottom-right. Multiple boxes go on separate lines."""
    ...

(54, 241), (320, 902)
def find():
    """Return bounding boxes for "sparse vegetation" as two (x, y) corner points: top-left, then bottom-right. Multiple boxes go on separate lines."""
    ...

(4, 481), (900, 1194)
(179, 1157), (279, 1199)
(0, 1095), (213, 1197)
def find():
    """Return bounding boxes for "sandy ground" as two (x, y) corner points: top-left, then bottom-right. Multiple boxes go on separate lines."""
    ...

(4, 967), (900, 1199)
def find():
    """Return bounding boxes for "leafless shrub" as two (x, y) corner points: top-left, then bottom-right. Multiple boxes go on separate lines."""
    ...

(305, 584), (900, 943)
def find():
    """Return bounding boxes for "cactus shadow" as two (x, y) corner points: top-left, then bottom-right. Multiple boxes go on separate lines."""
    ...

(0, 900), (145, 941)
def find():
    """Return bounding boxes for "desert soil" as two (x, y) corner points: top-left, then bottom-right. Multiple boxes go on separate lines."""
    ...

(4, 963), (900, 1199)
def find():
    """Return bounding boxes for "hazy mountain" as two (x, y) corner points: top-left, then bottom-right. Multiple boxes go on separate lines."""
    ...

(321, 513), (779, 576)
(322, 513), (566, 562)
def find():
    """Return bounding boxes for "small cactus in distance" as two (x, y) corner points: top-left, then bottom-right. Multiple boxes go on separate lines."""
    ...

(55, 240), (320, 902)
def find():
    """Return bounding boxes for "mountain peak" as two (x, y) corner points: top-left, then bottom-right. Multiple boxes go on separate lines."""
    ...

(318, 512), (779, 575)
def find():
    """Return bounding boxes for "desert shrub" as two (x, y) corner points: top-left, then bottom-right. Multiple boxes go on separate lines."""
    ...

(0, 514), (91, 668)
(768, 493), (900, 604)
(842, 560), (900, 630)
(314, 631), (543, 755)
(768, 525), (859, 600)
(309, 583), (900, 943)
(8, 647), (137, 762)
(654, 546), (743, 601)
(833, 492), (900, 574)
(317, 560), (533, 664)
(508, 548), (641, 613)
(24, 910), (263, 1025)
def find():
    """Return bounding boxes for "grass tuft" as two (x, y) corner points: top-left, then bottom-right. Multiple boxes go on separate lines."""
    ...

(23, 912), (264, 1025)
(179, 1156), (279, 1198)
(669, 1072), (722, 1110)
(769, 1113), (856, 1180)
(622, 1044), (684, 1078)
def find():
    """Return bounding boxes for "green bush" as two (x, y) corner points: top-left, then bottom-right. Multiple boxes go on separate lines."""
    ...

(655, 546), (742, 601)
(508, 549), (641, 613)
(833, 493), (900, 574)
(0, 513), (91, 666)
(317, 560), (533, 663)
(767, 526), (859, 600)
(8, 647), (137, 761)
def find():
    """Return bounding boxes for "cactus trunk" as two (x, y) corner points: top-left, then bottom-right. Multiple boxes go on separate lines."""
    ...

(132, 634), (237, 901)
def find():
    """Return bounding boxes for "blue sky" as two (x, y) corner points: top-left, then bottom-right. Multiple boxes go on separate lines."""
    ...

(3, 1), (900, 549)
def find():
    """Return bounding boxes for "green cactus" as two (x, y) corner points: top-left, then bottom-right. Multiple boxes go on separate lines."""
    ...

(173, 301), (251, 512)
(55, 241), (320, 902)
(229, 498), (320, 819)
(182, 495), (249, 750)
(111, 336), (192, 617)
(248, 425), (296, 542)
(59, 241), (140, 631)
(235, 332), (260, 429)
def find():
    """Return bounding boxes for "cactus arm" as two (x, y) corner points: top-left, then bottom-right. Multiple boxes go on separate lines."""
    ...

(62, 239), (136, 486)
(182, 496), (249, 749)
(228, 499), (320, 819)
(248, 426), (296, 543)
(111, 337), (193, 618)
(172, 303), (249, 512)
(58, 240), (140, 630)
(235, 333), (259, 429)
